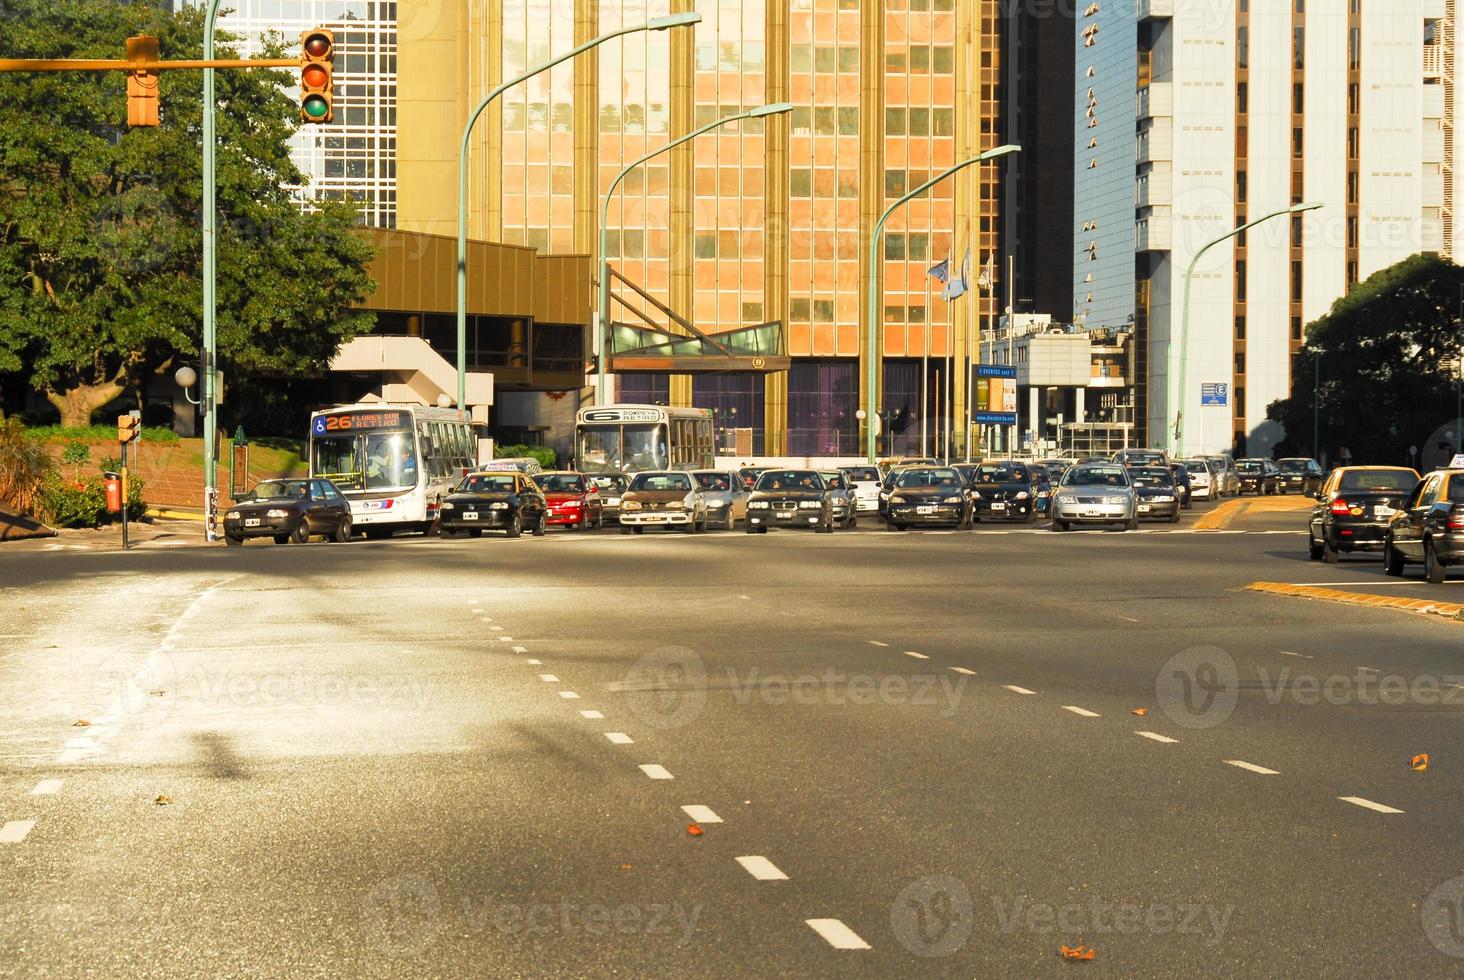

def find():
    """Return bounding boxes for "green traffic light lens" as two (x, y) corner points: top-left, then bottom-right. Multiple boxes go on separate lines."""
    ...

(303, 95), (329, 120)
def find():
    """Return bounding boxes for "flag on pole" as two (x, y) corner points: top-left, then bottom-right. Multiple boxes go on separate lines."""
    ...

(943, 247), (971, 300)
(927, 258), (950, 284)
(976, 252), (994, 292)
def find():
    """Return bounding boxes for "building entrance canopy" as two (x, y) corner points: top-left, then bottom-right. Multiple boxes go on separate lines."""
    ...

(606, 266), (789, 373)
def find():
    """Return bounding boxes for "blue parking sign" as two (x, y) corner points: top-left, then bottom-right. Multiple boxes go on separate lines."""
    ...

(1201, 383), (1228, 407)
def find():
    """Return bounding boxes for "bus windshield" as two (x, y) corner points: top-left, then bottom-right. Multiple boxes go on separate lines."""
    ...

(578, 424), (667, 473)
(312, 431), (419, 491)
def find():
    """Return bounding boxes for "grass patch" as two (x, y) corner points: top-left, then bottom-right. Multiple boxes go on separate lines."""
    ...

(25, 424), (180, 444)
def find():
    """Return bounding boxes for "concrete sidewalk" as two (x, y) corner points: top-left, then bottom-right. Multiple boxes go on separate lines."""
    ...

(0, 516), (209, 553)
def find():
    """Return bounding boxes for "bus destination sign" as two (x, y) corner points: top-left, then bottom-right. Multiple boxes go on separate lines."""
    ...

(581, 409), (661, 423)
(313, 410), (406, 435)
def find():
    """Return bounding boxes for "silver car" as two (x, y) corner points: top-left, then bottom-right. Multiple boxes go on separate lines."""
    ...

(819, 470), (859, 528)
(1050, 463), (1138, 531)
(691, 470), (748, 530)
(1179, 458), (1217, 501)
(838, 464), (883, 514)
(1202, 455), (1240, 497)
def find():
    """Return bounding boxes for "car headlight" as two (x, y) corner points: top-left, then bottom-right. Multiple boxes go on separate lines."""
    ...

(225, 510), (240, 520)
(708, 500), (726, 508)
(799, 500), (820, 509)
(266, 509), (290, 518)
(1015, 491), (1030, 500)
(621, 500), (642, 511)
(1153, 494), (1175, 502)
(943, 496), (963, 505)
(666, 500), (686, 510)
(749, 500), (769, 509)
(441, 502), (455, 510)
(890, 495), (907, 505)
(971, 490), (983, 500)
(879, 491), (890, 501)
(606, 497), (621, 505)
(489, 502), (509, 510)
(1102, 496), (1127, 505)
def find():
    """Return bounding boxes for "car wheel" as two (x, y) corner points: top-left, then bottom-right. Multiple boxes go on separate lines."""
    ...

(1168, 511), (1180, 524)
(1384, 539), (1405, 577)
(757, 526), (768, 534)
(632, 526), (645, 534)
(579, 511), (590, 531)
(746, 523), (759, 534)
(1052, 520), (1069, 532)
(273, 534), (289, 545)
(622, 525), (634, 535)
(468, 528), (483, 539)
(849, 513), (857, 529)
(506, 513), (522, 538)
(1124, 517), (1139, 531)
(1425, 540), (1448, 584)
(532, 514), (547, 536)
(290, 521), (310, 544)
(1323, 536), (1340, 563)
(1308, 534), (1323, 561)
(333, 517), (353, 543)
(896, 523), (909, 532)
(225, 534), (243, 547)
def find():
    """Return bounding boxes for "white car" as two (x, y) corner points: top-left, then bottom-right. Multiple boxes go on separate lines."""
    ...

(838, 465), (883, 514)
(1179, 458), (1217, 501)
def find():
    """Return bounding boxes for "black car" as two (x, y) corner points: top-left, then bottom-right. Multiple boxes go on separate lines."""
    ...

(1384, 468), (1464, 583)
(1234, 458), (1280, 495)
(439, 471), (547, 538)
(1308, 465), (1420, 563)
(1276, 457), (1324, 496)
(746, 469), (836, 533)
(1130, 467), (1182, 523)
(223, 478), (353, 546)
(885, 466), (973, 530)
(969, 460), (1039, 523)
(1167, 463), (1193, 509)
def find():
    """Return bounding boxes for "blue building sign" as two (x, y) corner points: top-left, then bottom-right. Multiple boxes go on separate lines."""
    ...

(1200, 383), (1229, 407)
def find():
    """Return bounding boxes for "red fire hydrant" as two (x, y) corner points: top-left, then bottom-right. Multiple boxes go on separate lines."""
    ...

(103, 471), (122, 513)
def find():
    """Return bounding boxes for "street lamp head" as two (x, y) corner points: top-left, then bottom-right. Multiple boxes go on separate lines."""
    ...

(1289, 201), (1325, 213)
(648, 11), (701, 30)
(174, 365), (197, 389)
(856, 409), (867, 421)
(981, 144), (1022, 161)
(750, 101), (794, 117)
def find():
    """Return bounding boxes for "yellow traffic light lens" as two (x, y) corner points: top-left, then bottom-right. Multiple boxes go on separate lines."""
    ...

(303, 95), (329, 120)
(304, 33), (332, 58)
(302, 64), (329, 89)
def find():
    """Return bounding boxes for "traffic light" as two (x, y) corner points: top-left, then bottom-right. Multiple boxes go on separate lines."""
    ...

(117, 414), (141, 445)
(126, 34), (160, 128)
(299, 28), (334, 124)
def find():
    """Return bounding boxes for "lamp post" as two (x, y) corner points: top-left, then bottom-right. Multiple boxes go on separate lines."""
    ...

(200, 0), (225, 540)
(1173, 201), (1323, 456)
(864, 145), (1021, 463)
(595, 102), (793, 406)
(455, 12), (700, 413)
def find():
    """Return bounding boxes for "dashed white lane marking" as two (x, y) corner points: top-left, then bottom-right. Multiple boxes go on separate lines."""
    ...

(487, 624), (502, 632)
(1062, 706), (1100, 718)
(580, 710), (604, 719)
(1003, 685), (1036, 695)
(603, 732), (634, 745)
(537, 674), (559, 682)
(638, 764), (674, 780)
(57, 749), (92, 764)
(903, 651), (929, 660)
(949, 667), (976, 675)
(499, 636), (514, 642)
(736, 855), (789, 881)
(525, 659), (543, 665)
(682, 805), (722, 824)
(558, 691), (581, 700)
(31, 780), (62, 795)
(1120, 615), (1139, 623)
(1135, 731), (1179, 744)
(513, 646), (527, 653)
(738, 594), (751, 600)
(1339, 796), (1404, 814)
(0, 820), (36, 843)
(806, 918), (871, 950)
(1358, 667), (1379, 674)
(1280, 651), (1313, 659)
(1225, 760), (1280, 776)
(867, 640), (889, 647)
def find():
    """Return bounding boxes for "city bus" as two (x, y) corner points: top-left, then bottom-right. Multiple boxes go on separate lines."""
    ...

(308, 403), (478, 538)
(575, 404), (714, 475)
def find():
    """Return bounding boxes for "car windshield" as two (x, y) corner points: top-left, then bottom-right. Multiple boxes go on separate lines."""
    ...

(1121, 452), (1164, 465)
(1450, 478), (1464, 503)
(1337, 469), (1419, 493)
(694, 473), (732, 491)
(252, 480), (309, 501)
(756, 470), (824, 492)
(629, 473), (693, 492)
(1130, 467), (1174, 487)
(538, 474), (586, 493)
(976, 464), (1029, 483)
(1184, 462), (1210, 475)
(1235, 461), (1264, 474)
(589, 475), (626, 494)
(841, 466), (880, 482)
(578, 423), (668, 473)
(1063, 466), (1129, 488)
(896, 468), (964, 489)
(458, 474), (517, 493)
(820, 474), (845, 489)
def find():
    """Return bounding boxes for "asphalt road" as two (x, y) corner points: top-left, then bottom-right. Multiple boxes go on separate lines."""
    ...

(2, 501), (1462, 977)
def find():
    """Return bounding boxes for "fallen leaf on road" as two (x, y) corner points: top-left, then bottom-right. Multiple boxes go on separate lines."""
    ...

(72, 719), (90, 727)
(1060, 945), (1096, 961)
(687, 824), (703, 836)
(148, 689), (166, 697)
(154, 795), (173, 806)
(1410, 753), (1430, 772)
(618, 863), (632, 870)
(1130, 707), (1148, 716)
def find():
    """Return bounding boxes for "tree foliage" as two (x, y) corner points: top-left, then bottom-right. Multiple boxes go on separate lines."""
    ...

(1268, 254), (1464, 465)
(0, 0), (375, 425)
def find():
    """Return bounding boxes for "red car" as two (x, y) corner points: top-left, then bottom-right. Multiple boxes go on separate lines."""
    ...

(537, 471), (604, 529)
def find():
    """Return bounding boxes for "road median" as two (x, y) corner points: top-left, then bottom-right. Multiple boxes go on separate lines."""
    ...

(1247, 581), (1464, 622)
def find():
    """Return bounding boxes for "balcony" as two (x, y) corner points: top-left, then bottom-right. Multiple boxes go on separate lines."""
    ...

(1138, 0), (1173, 19)
(1136, 166), (1172, 209)
(1424, 45), (1443, 79)
(1136, 213), (1171, 253)
(1137, 82), (1172, 121)
(1136, 119), (1172, 166)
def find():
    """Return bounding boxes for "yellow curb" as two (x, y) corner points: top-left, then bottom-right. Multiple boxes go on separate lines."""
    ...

(149, 508), (206, 522)
(1247, 581), (1464, 622)
(1193, 499), (1249, 530)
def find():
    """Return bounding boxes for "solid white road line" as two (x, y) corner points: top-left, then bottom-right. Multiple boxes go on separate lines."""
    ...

(31, 780), (62, 795)
(1062, 706), (1100, 718)
(903, 651), (929, 660)
(735, 855), (789, 881)
(603, 732), (634, 745)
(1224, 760), (1280, 775)
(867, 640), (889, 647)
(1338, 796), (1405, 814)
(1135, 731), (1179, 744)
(1003, 685), (1036, 695)
(580, 710), (604, 719)
(558, 691), (581, 699)
(638, 764), (674, 780)
(949, 667), (976, 675)
(805, 918), (871, 950)
(537, 674), (559, 682)
(0, 820), (36, 843)
(682, 804), (722, 824)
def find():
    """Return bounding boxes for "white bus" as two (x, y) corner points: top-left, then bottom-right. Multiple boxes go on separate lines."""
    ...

(308, 403), (478, 538)
(575, 404), (714, 475)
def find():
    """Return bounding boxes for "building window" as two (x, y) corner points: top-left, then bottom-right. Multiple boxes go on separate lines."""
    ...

(1234, 352), (1246, 375)
(1291, 261), (1303, 302)
(1235, 315), (1246, 340)
(838, 47), (859, 73)
(1293, 27), (1305, 69)
(1292, 128), (1303, 158)
(838, 107), (859, 135)
(787, 360), (858, 456)
(1236, 260), (1247, 302)
(884, 305), (906, 323)
(885, 234), (905, 260)
(1237, 82), (1248, 113)
(885, 169), (907, 198)
(886, 108), (906, 135)
(791, 168), (812, 197)
(742, 302), (763, 322)
(791, 298), (811, 322)
(695, 234), (716, 259)
(812, 299), (835, 322)
(1236, 170), (1247, 203)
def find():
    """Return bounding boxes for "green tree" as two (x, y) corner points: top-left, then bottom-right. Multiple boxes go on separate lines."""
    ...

(1267, 254), (1464, 464)
(0, 0), (375, 427)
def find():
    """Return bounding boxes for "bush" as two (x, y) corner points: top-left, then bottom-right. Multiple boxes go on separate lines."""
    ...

(39, 476), (108, 528)
(0, 418), (56, 515)
(495, 443), (557, 468)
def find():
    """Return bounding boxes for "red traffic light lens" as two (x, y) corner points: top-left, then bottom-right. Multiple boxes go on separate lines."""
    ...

(302, 64), (329, 89)
(304, 33), (332, 58)
(302, 94), (330, 120)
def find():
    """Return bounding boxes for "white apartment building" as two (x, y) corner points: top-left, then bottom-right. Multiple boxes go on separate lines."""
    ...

(1076, 0), (1464, 458)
